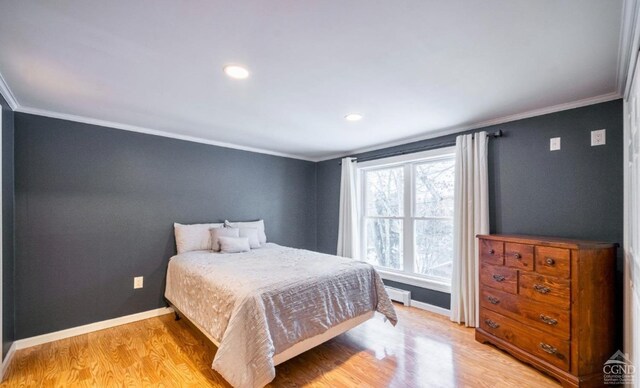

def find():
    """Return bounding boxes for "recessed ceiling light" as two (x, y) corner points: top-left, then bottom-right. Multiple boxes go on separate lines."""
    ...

(223, 64), (250, 79)
(344, 113), (363, 121)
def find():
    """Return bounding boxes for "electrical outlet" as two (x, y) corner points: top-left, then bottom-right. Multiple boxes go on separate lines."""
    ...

(550, 137), (561, 151)
(591, 129), (606, 146)
(134, 276), (144, 289)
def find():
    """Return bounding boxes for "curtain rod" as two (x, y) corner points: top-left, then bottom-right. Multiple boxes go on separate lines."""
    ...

(339, 130), (502, 165)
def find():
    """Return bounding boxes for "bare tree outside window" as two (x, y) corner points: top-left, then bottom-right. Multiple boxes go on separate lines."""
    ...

(361, 153), (455, 284)
(364, 167), (403, 269)
(414, 159), (455, 279)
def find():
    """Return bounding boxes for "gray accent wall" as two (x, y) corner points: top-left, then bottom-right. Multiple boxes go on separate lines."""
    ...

(14, 113), (317, 339)
(316, 99), (624, 309)
(10, 99), (623, 339)
(0, 94), (14, 358)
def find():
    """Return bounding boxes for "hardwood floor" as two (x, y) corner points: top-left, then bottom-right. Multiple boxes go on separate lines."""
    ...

(1, 304), (560, 387)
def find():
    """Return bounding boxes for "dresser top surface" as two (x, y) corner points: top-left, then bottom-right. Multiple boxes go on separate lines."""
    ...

(476, 234), (618, 249)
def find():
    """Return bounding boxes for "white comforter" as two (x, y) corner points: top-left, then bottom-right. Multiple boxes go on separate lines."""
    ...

(164, 244), (397, 388)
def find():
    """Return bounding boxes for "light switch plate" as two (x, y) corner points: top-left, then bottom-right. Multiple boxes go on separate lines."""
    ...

(591, 129), (606, 146)
(134, 276), (144, 289)
(550, 137), (561, 151)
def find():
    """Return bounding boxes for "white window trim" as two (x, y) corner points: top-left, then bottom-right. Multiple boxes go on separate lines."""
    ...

(376, 269), (452, 293)
(358, 146), (455, 294)
(357, 146), (456, 169)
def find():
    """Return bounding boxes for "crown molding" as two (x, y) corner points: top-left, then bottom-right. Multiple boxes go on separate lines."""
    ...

(621, 0), (640, 98)
(11, 92), (623, 164)
(2, 64), (626, 165)
(17, 91), (622, 163)
(0, 71), (18, 110)
(316, 91), (621, 162)
(15, 106), (317, 162)
(0, 4), (635, 162)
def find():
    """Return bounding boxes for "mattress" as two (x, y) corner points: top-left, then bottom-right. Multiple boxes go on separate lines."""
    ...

(164, 243), (397, 388)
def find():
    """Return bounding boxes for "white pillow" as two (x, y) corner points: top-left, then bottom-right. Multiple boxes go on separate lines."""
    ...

(218, 236), (251, 253)
(225, 220), (266, 244)
(210, 227), (240, 252)
(174, 222), (223, 253)
(238, 227), (260, 249)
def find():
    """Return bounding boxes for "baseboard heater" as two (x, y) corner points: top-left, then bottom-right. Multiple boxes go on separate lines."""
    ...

(384, 286), (411, 306)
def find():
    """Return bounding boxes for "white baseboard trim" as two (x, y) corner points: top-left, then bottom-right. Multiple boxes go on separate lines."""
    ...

(410, 299), (450, 317)
(1, 341), (16, 380)
(14, 307), (174, 350)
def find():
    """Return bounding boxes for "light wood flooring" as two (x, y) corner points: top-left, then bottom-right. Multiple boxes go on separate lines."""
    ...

(1, 304), (560, 387)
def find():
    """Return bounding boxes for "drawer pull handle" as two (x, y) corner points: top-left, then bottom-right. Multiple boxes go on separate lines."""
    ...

(489, 249), (495, 255)
(545, 257), (555, 266)
(484, 319), (500, 329)
(514, 252), (522, 259)
(487, 296), (500, 304)
(539, 314), (558, 325)
(492, 274), (506, 282)
(533, 284), (551, 294)
(540, 342), (557, 355)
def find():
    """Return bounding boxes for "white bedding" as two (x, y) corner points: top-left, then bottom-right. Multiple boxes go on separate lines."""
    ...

(164, 243), (397, 388)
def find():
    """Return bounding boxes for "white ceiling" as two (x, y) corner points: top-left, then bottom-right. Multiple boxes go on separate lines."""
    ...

(0, 1), (628, 161)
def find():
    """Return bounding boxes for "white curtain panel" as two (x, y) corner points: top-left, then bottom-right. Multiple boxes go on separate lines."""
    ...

(450, 131), (489, 327)
(337, 157), (359, 258)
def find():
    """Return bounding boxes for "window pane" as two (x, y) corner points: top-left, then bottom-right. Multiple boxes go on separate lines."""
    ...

(365, 167), (404, 217)
(365, 218), (403, 270)
(415, 219), (453, 280)
(414, 158), (455, 217)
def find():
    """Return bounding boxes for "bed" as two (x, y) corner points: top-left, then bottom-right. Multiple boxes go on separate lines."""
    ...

(164, 243), (398, 388)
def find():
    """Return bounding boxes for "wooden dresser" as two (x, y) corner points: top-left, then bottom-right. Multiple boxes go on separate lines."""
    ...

(475, 234), (617, 388)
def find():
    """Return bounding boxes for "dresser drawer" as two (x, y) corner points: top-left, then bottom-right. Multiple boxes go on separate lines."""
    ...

(480, 288), (570, 339)
(504, 243), (534, 271)
(480, 239), (504, 265)
(534, 246), (570, 278)
(476, 234), (618, 387)
(480, 264), (517, 294)
(519, 273), (570, 308)
(480, 309), (570, 371)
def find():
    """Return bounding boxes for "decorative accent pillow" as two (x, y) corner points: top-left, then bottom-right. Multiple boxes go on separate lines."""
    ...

(224, 219), (267, 244)
(174, 222), (224, 253)
(210, 227), (240, 252)
(238, 227), (261, 249)
(218, 236), (251, 253)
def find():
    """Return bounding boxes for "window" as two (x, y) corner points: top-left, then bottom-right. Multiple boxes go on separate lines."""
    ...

(359, 147), (455, 292)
